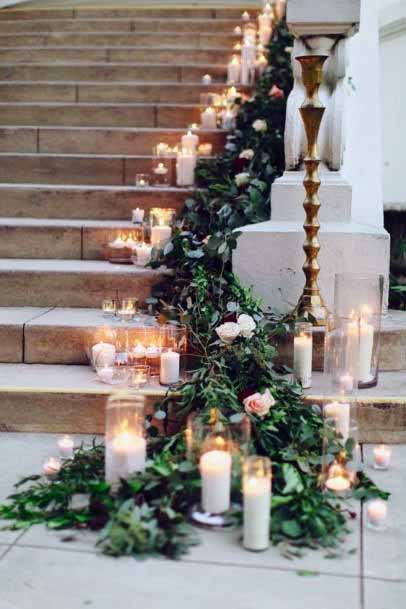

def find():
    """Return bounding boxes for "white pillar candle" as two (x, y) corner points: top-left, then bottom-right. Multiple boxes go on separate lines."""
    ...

(324, 402), (350, 442)
(132, 208), (145, 224)
(160, 349), (180, 385)
(227, 55), (241, 85)
(258, 26), (272, 46)
(202, 73), (212, 85)
(293, 334), (312, 389)
(134, 243), (152, 266)
(181, 130), (199, 152)
(258, 11), (272, 31)
(92, 342), (116, 368)
(367, 499), (387, 528)
(201, 107), (218, 130)
(241, 41), (256, 85)
(373, 444), (391, 470)
(242, 11), (250, 21)
(176, 149), (197, 186)
(221, 109), (236, 130)
(43, 457), (61, 480)
(200, 450), (232, 514)
(359, 318), (374, 383)
(106, 431), (146, 485)
(150, 223), (172, 248)
(58, 435), (74, 459)
(243, 476), (271, 551)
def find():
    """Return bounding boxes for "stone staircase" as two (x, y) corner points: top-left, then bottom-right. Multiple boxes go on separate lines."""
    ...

(0, 4), (252, 433)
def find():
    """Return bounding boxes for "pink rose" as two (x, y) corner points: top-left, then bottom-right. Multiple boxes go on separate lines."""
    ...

(269, 85), (285, 100)
(243, 389), (275, 418)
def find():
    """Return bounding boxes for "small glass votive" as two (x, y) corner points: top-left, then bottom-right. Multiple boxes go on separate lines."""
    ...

(198, 143), (213, 157)
(293, 322), (313, 389)
(96, 364), (130, 386)
(135, 174), (150, 187)
(373, 444), (392, 470)
(130, 364), (150, 389)
(145, 344), (162, 376)
(117, 298), (138, 322)
(43, 456), (61, 480)
(366, 499), (388, 530)
(243, 456), (271, 552)
(132, 243), (153, 267)
(153, 161), (170, 186)
(58, 435), (74, 459)
(102, 299), (117, 318)
(324, 460), (354, 497)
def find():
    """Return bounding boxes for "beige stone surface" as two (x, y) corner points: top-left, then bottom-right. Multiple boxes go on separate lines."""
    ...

(0, 307), (48, 363)
(0, 223), (81, 259)
(0, 126), (37, 153)
(0, 81), (76, 102)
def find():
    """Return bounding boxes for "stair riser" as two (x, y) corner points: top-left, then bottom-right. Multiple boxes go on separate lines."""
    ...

(0, 269), (163, 307)
(0, 63), (226, 82)
(0, 8), (249, 20)
(0, 33), (236, 48)
(0, 48), (230, 65)
(0, 186), (188, 220)
(0, 104), (201, 128)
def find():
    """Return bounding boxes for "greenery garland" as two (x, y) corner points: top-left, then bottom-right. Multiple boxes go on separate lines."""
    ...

(0, 22), (388, 560)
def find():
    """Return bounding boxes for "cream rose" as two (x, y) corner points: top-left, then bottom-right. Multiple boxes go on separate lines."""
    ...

(239, 149), (255, 160)
(216, 322), (240, 344)
(252, 119), (267, 133)
(237, 314), (256, 338)
(243, 389), (275, 418)
(235, 172), (250, 187)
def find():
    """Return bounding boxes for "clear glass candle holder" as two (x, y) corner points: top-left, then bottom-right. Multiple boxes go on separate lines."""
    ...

(135, 173), (150, 188)
(102, 299), (118, 318)
(129, 364), (150, 389)
(334, 274), (384, 389)
(96, 362), (130, 386)
(321, 417), (357, 497)
(85, 325), (117, 369)
(293, 322), (313, 389)
(323, 315), (360, 394)
(366, 499), (388, 530)
(152, 160), (171, 186)
(373, 444), (392, 470)
(243, 456), (272, 552)
(149, 208), (176, 249)
(117, 298), (138, 322)
(105, 390), (146, 487)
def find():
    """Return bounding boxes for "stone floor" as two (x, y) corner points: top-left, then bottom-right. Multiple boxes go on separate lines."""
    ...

(0, 433), (405, 608)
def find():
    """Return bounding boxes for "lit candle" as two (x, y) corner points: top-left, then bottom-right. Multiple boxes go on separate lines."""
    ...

(258, 9), (272, 31)
(256, 53), (268, 76)
(293, 333), (312, 389)
(131, 342), (146, 361)
(373, 444), (392, 470)
(181, 130), (199, 152)
(198, 143), (213, 157)
(132, 208), (145, 224)
(227, 55), (241, 85)
(155, 142), (169, 156)
(349, 312), (374, 384)
(160, 349), (180, 385)
(243, 475), (271, 551)
(102, 299), (116, 316)
(201, 107), (217, 130)
(176, 147), (197, 186)
(367, 499), (387, 529)
(202, 73), (212, 85)
(125, 236), (137, 250)
(226, 86), (239, 103)
(153, 162), (168, 176)
(92, 342), (116, 368)
(339, 374), (355, 393)
(97, 365), (114, 384)
(258, 26), (272, 46)
(135, 174), (149, 187)
(58, 435), (74, 459)
(234, 26), (242, 35)
(117, 304), (134, 322)
(200, 449), (232, 514)
(325, 473), (351, 494)
(324, 401), (350, 442)
(43, 457), (61, 480)
(134, 243), (152, 266)
(221, 108), (236, 130)
(109, 236), (126, 249)
(106, 427), (146, 485)
(150, 219), (172, 248)
(233, 42), (242, 52)
(241, 39), (256, 85)
(242, 11), (250, 21)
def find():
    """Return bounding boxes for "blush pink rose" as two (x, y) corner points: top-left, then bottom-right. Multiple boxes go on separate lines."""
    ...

(269, 85), (285, 100)
(243, 389), (275, 418)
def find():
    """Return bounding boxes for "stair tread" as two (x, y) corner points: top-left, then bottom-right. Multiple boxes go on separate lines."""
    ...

(0, 258), (163, 274)
(0, 217), (136, 228)
(306, 370), (406, 402)
(0, 182), (191, 191)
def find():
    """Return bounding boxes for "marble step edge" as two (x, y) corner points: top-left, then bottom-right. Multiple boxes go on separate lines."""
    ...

(0, 9), (255, 19)
(0, 80), (249, 88)
(0, 60), (229, 68)
(0, 18), (243, 26)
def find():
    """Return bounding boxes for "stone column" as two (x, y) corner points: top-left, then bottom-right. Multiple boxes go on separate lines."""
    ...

(234, 0), (390, 314)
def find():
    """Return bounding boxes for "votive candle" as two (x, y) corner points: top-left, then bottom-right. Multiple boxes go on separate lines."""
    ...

(43, 457), (61, 480)
(373, 444), (391, 470)
(58, 435), (74, 459)
(367, 499), (387, 529)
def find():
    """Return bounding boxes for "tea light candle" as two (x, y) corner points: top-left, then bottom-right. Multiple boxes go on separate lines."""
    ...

(102, 300), (116, 316)
(227, 55), (241, 85)
(243, 475), (271, 551)
(202, 73), (212, 85)
(181, 130), (199, 152)
(150, 221), (172, 248)
(176, 148), (197, 186)
(373, 444), (392, 470)
(198, 143), (213, 157)
(92, 342), (116, 367)
(117, 305), (134, 322)
(106, 430), (146, 485)
(58, 435), (74, 459)
(233, 42), (242, 52)
(156, 142), (169, 156)
(109, 236), (126, 249)
(367, 499), (387, 529)
(132, 208), (145, 224)
(135, 174), (149, 187)
(97, 365), (114, 384)
(131, 342), (146, 361)
(134, 243), (152, 266)
(242, 11), (250, 21)
(200, 449), (232, 514)
(325, 473), (351, 494)
(160, 349), (180, 385)
(153, 162), (168, 177)
(324, 402), (350, 442)
(234, 26), (242, 35)
(293, 333), (312, 389)
(43, 457), (61, 480)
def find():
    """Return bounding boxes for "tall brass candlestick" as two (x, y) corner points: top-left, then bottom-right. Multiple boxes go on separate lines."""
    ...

(296, 54), (330, 326)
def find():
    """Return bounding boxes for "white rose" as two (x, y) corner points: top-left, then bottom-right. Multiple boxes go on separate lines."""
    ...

(235, 172), (250, 187)
(252, 119), (267, 133)
(216, 322), (240, 345)
(237, 314), (256, 338)
(243, 389), (275, 418)
(239, 149), (255, 160)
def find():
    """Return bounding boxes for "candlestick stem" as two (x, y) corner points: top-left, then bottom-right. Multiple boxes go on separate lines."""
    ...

(295, 54), (330, 326)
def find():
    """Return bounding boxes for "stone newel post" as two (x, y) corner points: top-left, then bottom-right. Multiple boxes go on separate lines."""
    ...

(234, 0), (389, 314)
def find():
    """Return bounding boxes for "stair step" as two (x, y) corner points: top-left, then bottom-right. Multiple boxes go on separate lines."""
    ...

(0, 102), (202, 128)
(0, 363), (176, 434)
(0, 184), (189, 220)
(0, 307), (47, 363)
(0, 8), (251, 20)
(0, 81), (247, 104)
(0, 62), (226, 82)
(0, 125), (226, 155)
(0, 47), (230, 65)
(0, 32), (237, 49)
(0, 259), (166, 307)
